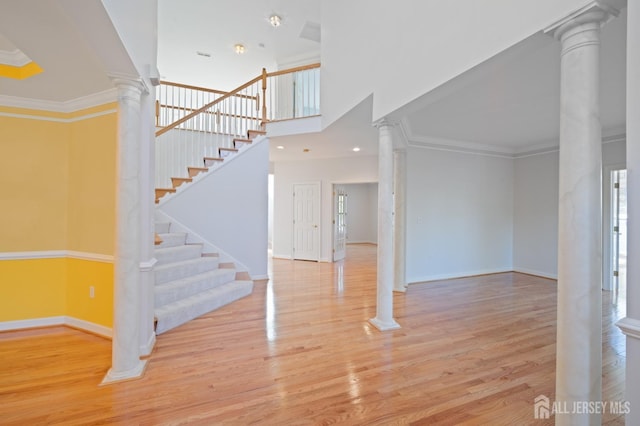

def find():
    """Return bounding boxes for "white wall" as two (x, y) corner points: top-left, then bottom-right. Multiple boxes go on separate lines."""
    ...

(406, 148), (514, 283)
(343, 183), (378, 244)
(513, 140), (626, 280)
(273, 156), (378, 261)
(158, 139), (269, 278)
(321, 0), (591, 127)
(513, 151), (559, 278)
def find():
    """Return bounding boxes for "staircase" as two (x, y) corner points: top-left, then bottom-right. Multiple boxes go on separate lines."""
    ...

(153, 219), (254, 334)
(155, 129), (266, 203)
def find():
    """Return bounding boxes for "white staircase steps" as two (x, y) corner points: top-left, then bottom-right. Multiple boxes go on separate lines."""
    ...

(153, 221), (253, 334)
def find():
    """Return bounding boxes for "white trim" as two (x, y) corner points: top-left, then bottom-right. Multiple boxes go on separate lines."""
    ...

(0, 316), (112, 338)
(67, 251), (114, 263)
(408, 268), (513, 284)
(65, 317), (112, 338)
(140, 258), (158, 272)
(616, 317), (640, 340)
(0, 250), (113, 263)
(513, 267), (558, 280)
(0, 48), (32, 67)
(140, 333), (156, 357)
(251, 274), (269, 280)
(0, 250), (66, 260)
(0, 316), (65, 331)
(0, 108), (117, 123)
(0, 88), (118, 114)
(272, 254), (292, 260)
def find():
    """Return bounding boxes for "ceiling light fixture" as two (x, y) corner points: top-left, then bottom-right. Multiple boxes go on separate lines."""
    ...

(234, 44), (245, 54)
(269, 14), (282, 28)
(277, 145), (284, 150)
(352, 147), (361, 152)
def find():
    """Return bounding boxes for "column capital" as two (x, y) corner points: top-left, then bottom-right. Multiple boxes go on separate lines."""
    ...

(109, 73), (149, 96)
(373, 118), (398, 130)
(544, 2), (619, 42)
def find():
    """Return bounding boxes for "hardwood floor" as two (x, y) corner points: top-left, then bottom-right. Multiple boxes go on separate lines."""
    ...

(0, 244), (627, 425)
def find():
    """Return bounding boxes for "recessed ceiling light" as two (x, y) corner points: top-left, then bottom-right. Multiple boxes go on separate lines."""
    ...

(352, 147), (361, 152)
(277, 145), (284, 150)
(234, 44), (245, 54)
(269, 14), (282, 27)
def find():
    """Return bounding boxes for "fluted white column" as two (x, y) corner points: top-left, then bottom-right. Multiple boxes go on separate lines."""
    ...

(393, 148), (407, 293)
(369, 120), (400, 331)
(617, 0), (640, 424)
(546, 4), (616, 424)
(102, 78), (148, 384)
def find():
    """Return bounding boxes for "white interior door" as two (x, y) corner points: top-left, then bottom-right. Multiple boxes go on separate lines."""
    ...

(333, 186), (347, 261)
(293, 183), (320, 261)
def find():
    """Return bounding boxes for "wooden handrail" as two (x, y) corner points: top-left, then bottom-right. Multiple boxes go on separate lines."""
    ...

(156, 63), (321, 137)
(159, 81), (258, 101)
(156, 75), (262, 137)
(266, 63), (320, 78)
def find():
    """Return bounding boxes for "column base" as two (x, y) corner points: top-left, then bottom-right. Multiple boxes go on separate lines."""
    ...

(369, 317), (401, 331)
(140, 333), (156, 358)
(393, 286), (407, 293)
(100, 359), (148, 385)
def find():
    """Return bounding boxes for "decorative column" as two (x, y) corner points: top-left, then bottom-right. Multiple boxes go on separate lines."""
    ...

(102, 78), (148, 384)
(369, 120), (400, 331)
(617, 0), (640, 424)
(393, 147), (407, 293)
(545, 3), (616, 424)
(138, 85), (157, 357)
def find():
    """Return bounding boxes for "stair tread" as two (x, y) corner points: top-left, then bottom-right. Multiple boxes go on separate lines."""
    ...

(155, 256), (218, 272)
(155, 280), (252, 316)
(156, 267), (235, 289)
(219, 147), (239, 152)
(203, 157), (223, 161)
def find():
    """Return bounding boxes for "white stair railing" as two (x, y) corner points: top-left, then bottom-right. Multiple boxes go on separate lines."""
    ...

(155, 64), (320, 189)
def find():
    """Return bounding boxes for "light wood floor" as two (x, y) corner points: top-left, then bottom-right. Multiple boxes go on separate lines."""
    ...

(0, 245), (627, 425)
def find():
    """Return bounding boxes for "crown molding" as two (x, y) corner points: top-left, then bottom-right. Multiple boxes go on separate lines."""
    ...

(399, 118), (626, 159)
(0, 88), (118, 114)
(0, 48), (31, 67)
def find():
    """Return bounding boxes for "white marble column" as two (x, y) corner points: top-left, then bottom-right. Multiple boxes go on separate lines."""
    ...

(546, 4), (616, 424)
(369, 120), (400, 331)
(617, 0), (640, 424)
(102, 78), (148, 384)
(138, 86), (157, 357)
(393, 148), (407, 293)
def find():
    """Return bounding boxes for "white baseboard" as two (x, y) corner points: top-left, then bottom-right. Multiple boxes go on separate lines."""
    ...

(408, 268), (513, 285)
(0, 316), (112, 338)
(65, 317), (112, 338)
(271, 254), (292, 260)
(513, 267), (558, 280)
(0, 316), (66, 331)
(140, 332), (156, 357)
(251, 274), (269, 280)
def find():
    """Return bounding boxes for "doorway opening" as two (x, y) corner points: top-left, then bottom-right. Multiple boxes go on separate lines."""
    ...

(611, 169), (627, 306)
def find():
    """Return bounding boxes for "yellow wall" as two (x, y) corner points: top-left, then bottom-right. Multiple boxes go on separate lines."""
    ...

(68, 110), (117, 255)
(0, 258), (67, 321)
(67, 258), (114, 327)
(0, 114), (69, 252)
(0, 105), (117, 328)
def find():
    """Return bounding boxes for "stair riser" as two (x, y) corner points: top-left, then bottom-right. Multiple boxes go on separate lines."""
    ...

(155, 281), (253, 334)
(155, 258), (219, 285)
(155, 269), (236, 307)
(155, 244), (203, 265)
(156, 233), (187, 248)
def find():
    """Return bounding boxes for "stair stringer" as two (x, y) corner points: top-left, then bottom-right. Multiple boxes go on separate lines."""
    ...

(156, 135), (269, 280)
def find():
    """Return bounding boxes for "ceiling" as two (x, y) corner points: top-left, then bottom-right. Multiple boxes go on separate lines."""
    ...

(157, 0), (321, 91)
(0, 1), (627, 161)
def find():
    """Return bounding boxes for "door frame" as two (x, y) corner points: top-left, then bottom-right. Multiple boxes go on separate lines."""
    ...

(603, 163), (626, 291)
